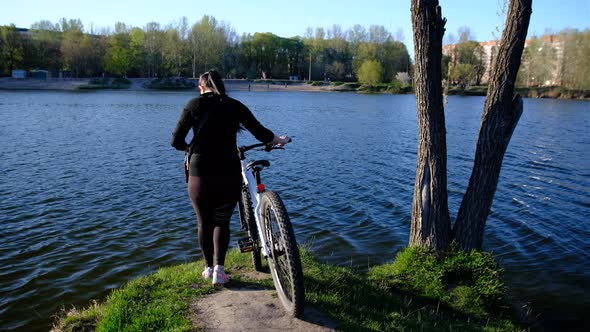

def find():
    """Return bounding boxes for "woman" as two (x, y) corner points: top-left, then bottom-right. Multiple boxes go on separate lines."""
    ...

(171, 70), (289, 287)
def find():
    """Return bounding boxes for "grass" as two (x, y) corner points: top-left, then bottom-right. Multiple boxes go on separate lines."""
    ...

(52, 247), (525, 332)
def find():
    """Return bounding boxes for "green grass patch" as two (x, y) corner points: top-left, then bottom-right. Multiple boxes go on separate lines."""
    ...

(368, 246), (506, 317)
(328, 82), (361, 91)
(357, 81), (412, 94)
(304, 247), (521, 331)
(53, 247), (524, 332)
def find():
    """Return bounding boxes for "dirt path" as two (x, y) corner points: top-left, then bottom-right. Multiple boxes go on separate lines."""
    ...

(190, 273), (338, 331)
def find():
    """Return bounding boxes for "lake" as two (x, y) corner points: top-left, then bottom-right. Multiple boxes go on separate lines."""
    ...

(0, 90), (588, 331)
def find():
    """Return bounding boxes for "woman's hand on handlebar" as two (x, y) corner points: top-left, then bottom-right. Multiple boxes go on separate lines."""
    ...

(272, 134), (291, 147)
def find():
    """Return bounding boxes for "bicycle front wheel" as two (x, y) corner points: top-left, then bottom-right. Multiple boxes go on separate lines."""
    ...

(260, 190), (305, 317)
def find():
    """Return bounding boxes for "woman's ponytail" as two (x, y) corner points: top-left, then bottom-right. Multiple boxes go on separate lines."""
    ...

(199, 70), (226, 96)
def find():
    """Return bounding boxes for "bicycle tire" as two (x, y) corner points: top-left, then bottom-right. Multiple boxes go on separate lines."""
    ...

(260, 190), (305, 317)
(240, 185), (263, 272)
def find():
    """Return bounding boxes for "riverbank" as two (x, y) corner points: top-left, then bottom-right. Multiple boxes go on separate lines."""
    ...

(0, 77), (330, 93)
(447, 85), (590, 100)
(51, 247), (528, 332)
(2, 78), (587, 99)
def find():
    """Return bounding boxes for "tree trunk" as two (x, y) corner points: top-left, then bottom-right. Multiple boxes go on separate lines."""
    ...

(409, 0), (451, 251)
(452, 0), (532, 250)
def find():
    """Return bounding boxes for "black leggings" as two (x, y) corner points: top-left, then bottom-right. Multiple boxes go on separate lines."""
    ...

(187, 175), (241, 268)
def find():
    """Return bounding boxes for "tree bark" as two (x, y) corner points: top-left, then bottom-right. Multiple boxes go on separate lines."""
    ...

(452, 0), (532, 250)
(409, 0), (451, 251)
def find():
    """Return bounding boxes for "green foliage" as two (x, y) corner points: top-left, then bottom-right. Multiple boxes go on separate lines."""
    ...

(449, 63), (475, 91)
(517, 36), (556, 87)
(304, 247), (520, 331)
(369, 246), (506, 317)
(53, 248), (522, 332)
(145, 77), (196, 89)
(95, 262), (210, 332)
(560, 29), (590, 90)
(385, 80), (403, 93)
(189, 15), (226, 75)
(356, 81), (410, 94)
(51, 300), (104, 332)
(0, 24), (24, 74)
(104, 32), (131, 77)
(327, 82), (361, 92)
(357, 59), (383, 86)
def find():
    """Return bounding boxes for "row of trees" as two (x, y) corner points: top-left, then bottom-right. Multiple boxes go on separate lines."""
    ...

(518, 29), (590, 90)
(0, 17), (410, 83)
(443, 27), (590, 91)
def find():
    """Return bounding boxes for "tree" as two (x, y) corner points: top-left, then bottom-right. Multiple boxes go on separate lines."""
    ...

(409, 0), (451, 251)
(29, 20), (64, 72)
(144, 22), (164, 78)
(129, 27), (146, 77)
(60, 20), (88, 77)
(302, 27), (327, 80)
(455, 40), (485, 85)
(357, 59), (382, 85)
(410, 0), (532, 251)
(518, 36), (556, 86)
(449, 62), (474, 91)
(452, 0), (531, 250)
(326, 60), (346, 80)
(0, 24), (24, 74)
(162, 18), (190, 77)
(395, 71), (411, 87)
(105, 23), (131, 77)
(189, 15), (226, 77)
(560, 29), (590, 90)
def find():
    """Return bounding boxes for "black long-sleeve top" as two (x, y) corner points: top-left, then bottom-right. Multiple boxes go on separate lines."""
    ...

(171, 92), (274, 176)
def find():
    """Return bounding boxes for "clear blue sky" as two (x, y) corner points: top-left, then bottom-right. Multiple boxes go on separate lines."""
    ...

(2, 0), (589, 59)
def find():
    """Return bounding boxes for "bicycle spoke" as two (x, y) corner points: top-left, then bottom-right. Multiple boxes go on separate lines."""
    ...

(260, 190), (304, 317)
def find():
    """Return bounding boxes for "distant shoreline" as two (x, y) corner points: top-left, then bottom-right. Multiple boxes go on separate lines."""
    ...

(1, 77), (587, 100)
(0, 77), (332, 93)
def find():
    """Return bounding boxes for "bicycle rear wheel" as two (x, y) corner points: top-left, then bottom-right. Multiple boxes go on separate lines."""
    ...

(261, 190), (305, 317)
(239, 185), (262, 272)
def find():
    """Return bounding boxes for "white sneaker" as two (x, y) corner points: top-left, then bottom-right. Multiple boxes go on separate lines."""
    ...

(202, 267), (213, 280)
(213, 266), (229, 288)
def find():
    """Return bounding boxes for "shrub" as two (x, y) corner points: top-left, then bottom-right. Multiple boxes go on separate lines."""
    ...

(146, 77), (195, 89)
(357, 60), (383, 86)
(368, 246), (506, 317)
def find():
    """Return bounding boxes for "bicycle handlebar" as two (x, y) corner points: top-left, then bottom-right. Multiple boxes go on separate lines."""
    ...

(238, 138), (292, 156)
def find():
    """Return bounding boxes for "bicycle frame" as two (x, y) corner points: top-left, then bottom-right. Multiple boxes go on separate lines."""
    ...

(239, 145), (272, 258)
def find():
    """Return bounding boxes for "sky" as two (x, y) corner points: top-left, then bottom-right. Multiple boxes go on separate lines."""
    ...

(1, 0), (589, 59)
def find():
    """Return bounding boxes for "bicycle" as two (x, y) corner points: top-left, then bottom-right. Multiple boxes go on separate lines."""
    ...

(236, 141), (305, 317)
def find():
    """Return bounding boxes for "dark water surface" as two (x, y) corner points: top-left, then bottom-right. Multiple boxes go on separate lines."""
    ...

(0, 90), (588, 331)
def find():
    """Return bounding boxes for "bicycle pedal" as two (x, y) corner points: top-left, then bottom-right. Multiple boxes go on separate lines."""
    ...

(238, 238), (255, 253)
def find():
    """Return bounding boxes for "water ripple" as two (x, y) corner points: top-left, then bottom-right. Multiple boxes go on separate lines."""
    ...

(1, 91), (588, 331)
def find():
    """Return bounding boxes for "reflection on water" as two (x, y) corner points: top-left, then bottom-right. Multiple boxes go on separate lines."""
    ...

(0, 90), (588, 331)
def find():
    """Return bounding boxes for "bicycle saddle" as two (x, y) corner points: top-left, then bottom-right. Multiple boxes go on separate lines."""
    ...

(246, 160), (270, 171)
